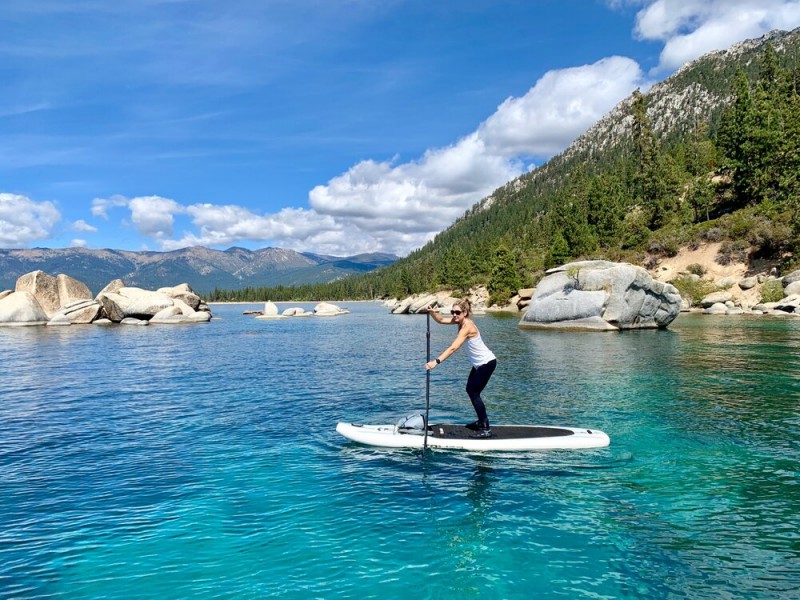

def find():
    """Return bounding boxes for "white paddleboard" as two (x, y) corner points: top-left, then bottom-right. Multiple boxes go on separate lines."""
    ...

(336, 421), (610, 451)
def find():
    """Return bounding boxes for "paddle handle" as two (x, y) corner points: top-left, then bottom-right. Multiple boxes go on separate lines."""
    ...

(424, 311), (431, 451)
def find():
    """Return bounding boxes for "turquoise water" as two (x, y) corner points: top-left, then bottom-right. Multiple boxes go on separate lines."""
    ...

(1, 303), (799, 599)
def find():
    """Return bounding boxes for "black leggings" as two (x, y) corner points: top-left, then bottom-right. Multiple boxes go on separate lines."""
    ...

(466, 359), (496, 426)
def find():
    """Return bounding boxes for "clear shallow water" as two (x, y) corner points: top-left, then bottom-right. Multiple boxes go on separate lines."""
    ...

(1, 304), (798, 599)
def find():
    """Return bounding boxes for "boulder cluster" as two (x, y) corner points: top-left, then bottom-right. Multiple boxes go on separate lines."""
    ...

(248, 301), (349, 319)
(0, 270), (212, 326)
(385, 287), (490, 315)
(379, 262), (685, 331)
(697, 269), (800, 316)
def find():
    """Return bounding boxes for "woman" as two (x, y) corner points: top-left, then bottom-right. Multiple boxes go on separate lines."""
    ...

(425, 299), (497, 437)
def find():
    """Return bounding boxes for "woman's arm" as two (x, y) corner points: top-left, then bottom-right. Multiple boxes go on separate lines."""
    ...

(426, 305), (452, 324)
(425, 325), (472, 370)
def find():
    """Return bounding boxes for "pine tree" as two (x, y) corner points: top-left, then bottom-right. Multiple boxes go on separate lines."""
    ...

(438, 245), (471, 291)
(587, 172), (626, 246)
(718, 68), (754, 205)
(546, 231), (571, 268)
(631, 89), (673, 228)
(488, 243), (522, 303)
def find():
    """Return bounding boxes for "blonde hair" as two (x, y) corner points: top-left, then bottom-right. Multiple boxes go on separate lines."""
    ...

(454, 298), (472, 316)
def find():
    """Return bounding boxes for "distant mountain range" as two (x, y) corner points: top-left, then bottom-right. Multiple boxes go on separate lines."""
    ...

(0, 247), (398, 294)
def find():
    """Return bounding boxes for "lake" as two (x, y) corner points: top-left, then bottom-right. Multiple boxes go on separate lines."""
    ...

(1, 303), (798, 599)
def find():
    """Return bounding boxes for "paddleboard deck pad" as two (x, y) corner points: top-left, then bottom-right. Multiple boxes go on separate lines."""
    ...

(336, 421), (610, 451)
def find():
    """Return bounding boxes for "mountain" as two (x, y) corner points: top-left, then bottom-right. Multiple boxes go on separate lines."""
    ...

(475, 27), (800, 216)
(0, 247), (398, 295)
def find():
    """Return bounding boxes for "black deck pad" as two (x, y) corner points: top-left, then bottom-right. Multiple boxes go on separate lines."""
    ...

(429, 424), (575, 440)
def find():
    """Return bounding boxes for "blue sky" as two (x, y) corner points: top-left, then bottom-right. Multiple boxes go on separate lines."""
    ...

(2, 0), (800, 256)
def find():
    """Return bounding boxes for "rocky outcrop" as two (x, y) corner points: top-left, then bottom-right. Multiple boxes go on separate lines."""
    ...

(247, 302), (344, 318)
(0, 270), (212, 326)
(57, 274), (93, 310)
(388, 286), (490, 315)
(314, 302), (349, 316)
(14, 271), (93, 318)
(97, 279), (125, 298)
(98, 285), (212, 324)
(98, 288), (174, 321)
(519, 261), (682, 331)
(700, 291), (732, 308)
(51, 299), (103, 324)
(0, 291), (49, 325)
(256, 301), (286, 319)
(157, 283), (202, 310)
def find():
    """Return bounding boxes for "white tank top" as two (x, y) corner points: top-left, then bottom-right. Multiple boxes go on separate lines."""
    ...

(465, 332), (496, 367)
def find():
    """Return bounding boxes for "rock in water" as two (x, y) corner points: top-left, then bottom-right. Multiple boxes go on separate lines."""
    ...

(519, 261), (682, 331)
(56, 274), (93, 308)
(15, 271), (61, 317)
(0, 292), (49, 325)
(314, 302), (349, 316)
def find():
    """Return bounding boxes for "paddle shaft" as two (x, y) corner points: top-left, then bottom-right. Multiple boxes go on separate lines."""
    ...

(424, 311), (431, 450)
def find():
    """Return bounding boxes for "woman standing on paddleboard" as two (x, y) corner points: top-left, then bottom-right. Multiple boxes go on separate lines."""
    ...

(425, 299), (496, 437)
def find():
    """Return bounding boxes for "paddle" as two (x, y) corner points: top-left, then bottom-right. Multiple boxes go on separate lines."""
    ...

(424, 310), (431, 451)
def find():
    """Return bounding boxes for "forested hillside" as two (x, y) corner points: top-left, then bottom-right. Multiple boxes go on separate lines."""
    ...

(210, 29), (800, 304)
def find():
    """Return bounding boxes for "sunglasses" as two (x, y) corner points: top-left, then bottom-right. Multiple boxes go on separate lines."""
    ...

(450, 310), (463, 316)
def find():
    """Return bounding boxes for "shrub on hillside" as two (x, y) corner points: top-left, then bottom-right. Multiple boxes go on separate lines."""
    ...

(760, 279), (784, 304)
(670, 274), (716, 307)
(687, 263), (706, 276)
(747, 218), (791, 258)
(720, 210), (759, 240)
(643, 255), (659, 270)
(715, 240), (749, 265)
(647, 236), (680, 257)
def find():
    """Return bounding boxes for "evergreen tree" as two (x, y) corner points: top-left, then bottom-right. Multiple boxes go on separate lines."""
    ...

(718, 68), (754, 205)
(488, 243), (522, 303)
(546, 231), (570, 268)
(438, 245), (471, 291)
(587, 172), (627, 246)
(631, 89), (672, 228)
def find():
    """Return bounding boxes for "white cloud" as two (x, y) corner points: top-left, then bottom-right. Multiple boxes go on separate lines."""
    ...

(160, 203), (344, 252)
(307, 136), (522, 254)
(141, 56), (649, 256)
(634, 0), (800, 72)
(304, 57), (647, 255)
(478, 56), (648, 156)
(0, 193), (61, 248)
(78, 1), (800, 257)
(70, 238), (88, 248)
(72, 219), (97, 232)
(128, 196), (185, 239)
(91, 195), (129, 219)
